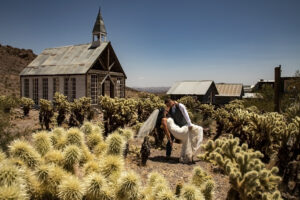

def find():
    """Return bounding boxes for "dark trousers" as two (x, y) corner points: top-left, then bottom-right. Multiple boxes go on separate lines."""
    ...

(166, 134), (175, 157)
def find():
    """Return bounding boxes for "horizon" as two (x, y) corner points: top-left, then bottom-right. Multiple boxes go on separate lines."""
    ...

(0, 0), (299, 87)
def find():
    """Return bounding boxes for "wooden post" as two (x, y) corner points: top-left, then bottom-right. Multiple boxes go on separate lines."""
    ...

(274, 65), (281, 112)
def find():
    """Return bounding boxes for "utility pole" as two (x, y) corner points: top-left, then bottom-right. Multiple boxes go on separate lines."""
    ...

(274, 65), (281, 112)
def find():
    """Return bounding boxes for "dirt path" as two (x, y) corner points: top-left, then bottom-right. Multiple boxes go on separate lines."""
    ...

(125, 138), (230, 200)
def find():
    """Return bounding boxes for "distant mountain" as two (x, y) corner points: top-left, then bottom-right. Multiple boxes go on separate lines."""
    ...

(0, 44), (36, 96)
(133, 87), (170, 94)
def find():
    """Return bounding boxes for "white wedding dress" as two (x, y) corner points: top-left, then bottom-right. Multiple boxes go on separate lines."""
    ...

(138, 109), (203, 163)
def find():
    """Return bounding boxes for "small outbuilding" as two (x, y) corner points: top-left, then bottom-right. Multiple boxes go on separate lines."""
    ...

(167, 80), (218, 104)
(20, 10), (126, 105)
(215, 83), (244, 104)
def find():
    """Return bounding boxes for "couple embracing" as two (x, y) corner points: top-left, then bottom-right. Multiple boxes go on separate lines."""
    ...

(138, 98), (203, 164)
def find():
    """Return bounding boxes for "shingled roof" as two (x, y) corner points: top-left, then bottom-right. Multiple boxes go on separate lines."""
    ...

(216, 83), (244, 97)
(20, 42), (108, 76)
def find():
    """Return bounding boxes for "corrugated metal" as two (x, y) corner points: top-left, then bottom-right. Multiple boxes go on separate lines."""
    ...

(20, 42), (108, 76)
(167, 81), (214, 95)
(216, 83), (243, 97)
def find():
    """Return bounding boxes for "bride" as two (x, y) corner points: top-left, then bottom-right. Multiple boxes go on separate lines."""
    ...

(138, 99), (203, 163)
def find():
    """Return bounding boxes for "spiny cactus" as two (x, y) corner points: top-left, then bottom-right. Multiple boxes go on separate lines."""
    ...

(198, 135), (282, 200)
(53, 92), (70, 126)
(191, 166), (214, 200)
(0, 162), (24, 187)
(58, 175), (85, 200)
(93, 142), (108, 157)
(20, 97), (34, 117)
(80, 121), (94, 135)
(63, 145), (82, 171)
(100, 155), (124, 180)
(116, 171), (141, 200)
(39, 99), (54, 130)
(84, 173), (111, 200)
(180, 184), (205, 200)
(0, 185), (28, 200)
(32, 131), (52, 156)
(86, 132), (104, 150)
(66, 128), (84, 147)
(43, 149), (64, 165)
(83, 160), (101, 175)
(106, 132), (125, 156)
(9, 140), (41, 168)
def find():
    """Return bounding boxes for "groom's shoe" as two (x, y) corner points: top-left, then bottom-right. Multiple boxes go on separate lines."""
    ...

(166, 140), (172, 158)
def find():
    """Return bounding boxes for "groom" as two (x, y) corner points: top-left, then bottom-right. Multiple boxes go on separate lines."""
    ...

(162, 98), (193, 158)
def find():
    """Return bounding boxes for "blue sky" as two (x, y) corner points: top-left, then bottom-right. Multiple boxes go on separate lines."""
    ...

(0, 0), (299, 87)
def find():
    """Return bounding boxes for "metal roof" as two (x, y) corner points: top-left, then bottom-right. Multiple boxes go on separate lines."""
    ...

(93, 10), (107, 34)
(216, 83), (243, 97)
(20, 42), (108, 76)
(167, 81), (217, 95)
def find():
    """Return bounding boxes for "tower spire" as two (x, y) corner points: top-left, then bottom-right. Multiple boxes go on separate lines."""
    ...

(92, 8), (107, 43)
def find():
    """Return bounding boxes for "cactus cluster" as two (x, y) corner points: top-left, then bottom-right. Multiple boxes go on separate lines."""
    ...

(20, 97), (34, 116)
(0, 121), (214, 200)
(198, 135), (282, 200)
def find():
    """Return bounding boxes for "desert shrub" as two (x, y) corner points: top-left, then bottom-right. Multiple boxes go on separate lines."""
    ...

(198, 135), (282, 200)
(53, 92), (70, 126)
(20, 97), (34, 116)
(98, 96), (138, 133)
(69, 97), (92, 126)
(0, 95), (19, 113)
(39, 99), (54, 130)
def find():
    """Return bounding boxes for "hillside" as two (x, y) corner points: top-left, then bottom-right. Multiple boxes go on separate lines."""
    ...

(0, 44), (36, 96)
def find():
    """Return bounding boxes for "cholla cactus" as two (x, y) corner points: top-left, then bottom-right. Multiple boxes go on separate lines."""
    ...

(86, 132), (104, 150)
(0, 151), (6, 163)
(106, 132), (125, 156)
(53, 92), (70, 126)
(20, 97), (34, 116)
(0, 185), (28, 200)
(83, 160), (101, 175)
(66, 128), (84, 147)
(32, 131), (52, 156)
(93, 142), (108, 157)
(39, 99), (54, 130)
(84, 173), (113, 200)
(100, 155), (124, 180)
(80, 121), (94, 135)
(43, 149), (64, 165)
(63, 145), (82, 171)
(116, 171), (141, 200)
(58, 175), (85, 200)
(198, 136), (282, 200)
(140, 136), (151, 166)
(180, 184), (205, 200)
(9, 140), (41, 168)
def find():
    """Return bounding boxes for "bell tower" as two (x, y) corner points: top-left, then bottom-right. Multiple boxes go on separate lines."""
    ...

(92, 8), (107, 45)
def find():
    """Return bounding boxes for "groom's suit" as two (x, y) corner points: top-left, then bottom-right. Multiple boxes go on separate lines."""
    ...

(166, 103), (192, 157)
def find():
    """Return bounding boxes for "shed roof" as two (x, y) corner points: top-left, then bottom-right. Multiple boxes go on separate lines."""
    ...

(216, 83), (243, 97)
(167, 81), (218, 95)
(20, 42), (109, 76)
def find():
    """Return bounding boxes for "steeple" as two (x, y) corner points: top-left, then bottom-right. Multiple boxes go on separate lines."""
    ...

(92, 8), (107, 43)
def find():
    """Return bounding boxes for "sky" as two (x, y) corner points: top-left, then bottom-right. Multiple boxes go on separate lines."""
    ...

(0, 0), (299, 87)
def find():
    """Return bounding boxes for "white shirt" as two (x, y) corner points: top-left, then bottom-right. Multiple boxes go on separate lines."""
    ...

(171, 103), (192, 127)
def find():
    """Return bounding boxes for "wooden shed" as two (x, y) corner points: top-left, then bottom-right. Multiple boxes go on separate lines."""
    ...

(167, 81), (218, 104)
(20, 10), (126, 105)
(215, 83), (244, 104)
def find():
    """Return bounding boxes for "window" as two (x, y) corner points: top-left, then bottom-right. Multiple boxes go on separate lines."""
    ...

(64, 78), (69, 98)
(24, 79), (29, 97)
(42, 78), (48, 100)
(33, 78), (39, 104)
(71, 78), (76, 101)
(116, 78), (121, 97)
(119, 78), (125, 98)
(53, 77), (59, 96)
(91, 74), (98, 104)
